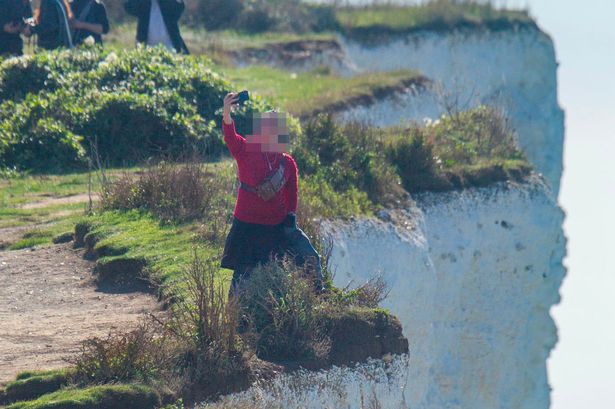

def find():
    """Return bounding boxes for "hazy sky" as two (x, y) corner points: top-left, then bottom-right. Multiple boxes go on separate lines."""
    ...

(523, 1), (615, 408)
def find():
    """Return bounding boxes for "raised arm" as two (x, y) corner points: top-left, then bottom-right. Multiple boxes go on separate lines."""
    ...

(222, 92), (245, 157)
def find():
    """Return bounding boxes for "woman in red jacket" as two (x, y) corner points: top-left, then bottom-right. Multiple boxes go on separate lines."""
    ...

(220, 92), (323, 296)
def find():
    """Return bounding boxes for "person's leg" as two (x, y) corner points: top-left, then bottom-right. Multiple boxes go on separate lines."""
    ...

(228, 264), (252, 300)
(284, 228), (324, 290)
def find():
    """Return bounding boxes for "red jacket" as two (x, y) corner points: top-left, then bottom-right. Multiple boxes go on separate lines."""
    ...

(222, 119), (298, 225)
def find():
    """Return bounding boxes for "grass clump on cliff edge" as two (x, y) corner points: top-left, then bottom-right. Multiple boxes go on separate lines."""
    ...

(0, 46), (278, 172)
(336, 0), (534, 39)
(219, 64), (424, 119)
(4, 384), (161, 409)
(386, 105), (531, 193)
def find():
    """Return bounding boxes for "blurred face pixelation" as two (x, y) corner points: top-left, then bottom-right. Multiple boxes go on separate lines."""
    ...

(246, 112), (290, 153)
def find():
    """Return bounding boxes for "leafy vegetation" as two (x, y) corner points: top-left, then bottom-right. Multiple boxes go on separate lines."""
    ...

(0, 46), (275, 172)
(109, 0), (531, 38)
(294, 114), (405, 206)
(0, 4), (537, 404)
(385, 106), (530, 192)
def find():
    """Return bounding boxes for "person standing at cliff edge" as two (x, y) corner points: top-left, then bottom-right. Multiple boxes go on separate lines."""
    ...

(220, 92), (324, 296)
(123, 0), (189, 54)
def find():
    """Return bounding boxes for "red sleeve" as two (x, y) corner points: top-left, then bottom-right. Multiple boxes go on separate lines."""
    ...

(285, 154), (298, 214)
(222, 119), (245, 158)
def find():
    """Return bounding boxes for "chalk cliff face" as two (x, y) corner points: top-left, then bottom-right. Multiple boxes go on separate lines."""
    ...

(336, 28), (565, 196)
(206, 178), (566, 409)
(323, 177), (566, 409)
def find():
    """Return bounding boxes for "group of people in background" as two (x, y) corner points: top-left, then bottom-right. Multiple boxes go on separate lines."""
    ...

(0, 0), (189, 57)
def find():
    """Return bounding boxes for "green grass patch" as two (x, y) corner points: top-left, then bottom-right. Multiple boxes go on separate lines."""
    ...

(5, 384), (160, 409)
(2, 369), (72, 404)
(384, 106), (530, 193)
(218, 64), (422, 118)
(336, 0), (534, 39)
(75, 209), (227, 290)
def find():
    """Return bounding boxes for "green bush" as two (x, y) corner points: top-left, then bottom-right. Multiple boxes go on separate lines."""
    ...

(100, 159), (235, 224)
(0, 46), (277, 172)
(386, 106), (528, 192)
(0, 51), (101, 102)
(188, 0), (338, 34)
(386, 131), (448, 193)
(293, 114), (402, 205)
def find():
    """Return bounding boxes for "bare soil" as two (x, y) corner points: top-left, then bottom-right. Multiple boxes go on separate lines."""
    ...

(0, 241), (160, 385)
(18, 193), (99, 209)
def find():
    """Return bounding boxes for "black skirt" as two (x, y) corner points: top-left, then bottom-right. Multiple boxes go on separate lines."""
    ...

(220, 217), (286, 271)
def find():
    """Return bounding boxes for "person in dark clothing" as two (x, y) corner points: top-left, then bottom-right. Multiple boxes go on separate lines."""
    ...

(26, 0), (74, 50)
(0, 0), (32, 57)
(123, 0), (189, 54)
(69, 0), (110, 46)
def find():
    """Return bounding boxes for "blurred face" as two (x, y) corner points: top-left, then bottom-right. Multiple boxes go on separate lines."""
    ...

(246, 112), (290, 153)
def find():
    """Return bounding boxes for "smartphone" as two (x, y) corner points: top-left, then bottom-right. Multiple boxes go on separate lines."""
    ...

(237, 90), (249, 105)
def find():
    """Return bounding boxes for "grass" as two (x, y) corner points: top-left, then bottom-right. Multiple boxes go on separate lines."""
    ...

(1, 369), (71, 403)
(75, 209), (228, 293)
(336, 0), (534, 36)
(5, 384), (160, 409)
(217, 64), (422, 118)
(104, 23), (338, 67)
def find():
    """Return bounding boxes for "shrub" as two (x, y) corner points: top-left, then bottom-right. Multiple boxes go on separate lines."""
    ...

(0, 118), (86, 172)
(293, 114), (402, 205)
(239, 257), (330, 362)
(0, 50), (101, 102)
(164, 249), (251, 403)
(386, 106), (528, 192)
(0, 47), (279, 172)
(79, 92), (211, 166)
(386, 130), (449, 193)
(191, 0), (243, 30)
(100, 158), (234, 224)
(69, 323), (178, 386)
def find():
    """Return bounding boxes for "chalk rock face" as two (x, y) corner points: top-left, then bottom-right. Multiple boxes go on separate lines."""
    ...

(336, 28), (565, 196)
(321, 176), (566, 409)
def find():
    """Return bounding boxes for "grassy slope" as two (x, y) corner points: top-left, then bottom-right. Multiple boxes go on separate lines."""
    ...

(217, 64), (422, 118)
(5, 384), (160, 409)
(335, 0), (533, 34)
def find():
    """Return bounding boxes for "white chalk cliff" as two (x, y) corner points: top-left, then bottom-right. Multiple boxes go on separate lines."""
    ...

(212, 178), (566, 409)
(212, 25), (566, 409)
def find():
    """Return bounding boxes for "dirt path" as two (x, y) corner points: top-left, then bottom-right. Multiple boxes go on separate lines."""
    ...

(17, 193), (99, 210)
(0, 242), (160, 385)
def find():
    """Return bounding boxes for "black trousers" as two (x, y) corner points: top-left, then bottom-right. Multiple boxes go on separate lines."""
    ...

(222, 217), (323, 298)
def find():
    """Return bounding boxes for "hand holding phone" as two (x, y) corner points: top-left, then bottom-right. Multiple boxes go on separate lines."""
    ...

(237, 90), (249, 105)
